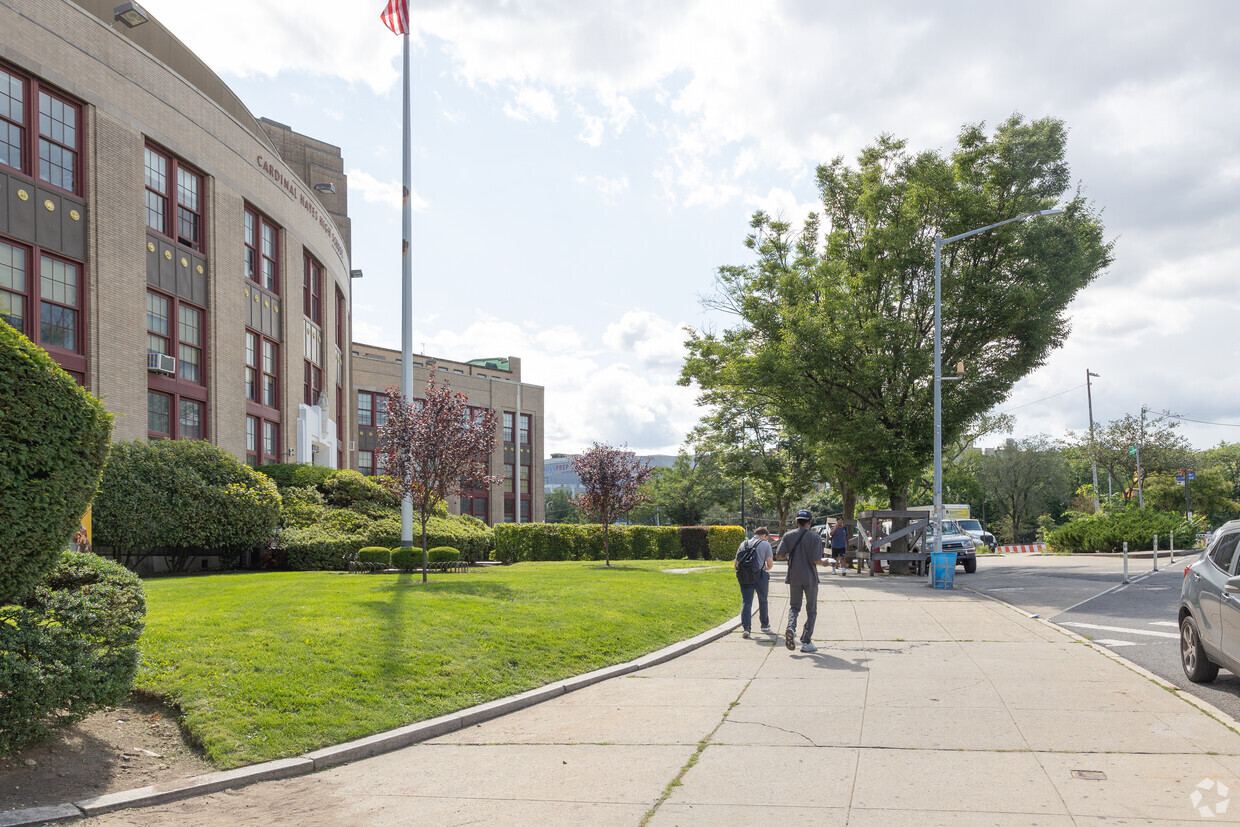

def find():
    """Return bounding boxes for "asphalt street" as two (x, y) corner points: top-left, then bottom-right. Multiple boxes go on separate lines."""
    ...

(966, 551), (1240, 723)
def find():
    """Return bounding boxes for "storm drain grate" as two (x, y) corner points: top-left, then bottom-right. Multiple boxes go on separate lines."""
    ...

(1071, 769), (1107, 781)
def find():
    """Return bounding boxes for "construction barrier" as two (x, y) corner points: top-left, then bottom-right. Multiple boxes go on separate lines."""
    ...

(997, 543), (1047, 554)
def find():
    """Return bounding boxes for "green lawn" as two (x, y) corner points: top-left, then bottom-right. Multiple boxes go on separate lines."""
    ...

(137, 560), (736, 767)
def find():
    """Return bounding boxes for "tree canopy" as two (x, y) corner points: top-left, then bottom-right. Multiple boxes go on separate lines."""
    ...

(682, 115), (1112, 515)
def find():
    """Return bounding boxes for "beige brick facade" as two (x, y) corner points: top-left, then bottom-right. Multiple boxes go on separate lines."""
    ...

(0, 1), (353, 466)
(352, 344), (545, 524)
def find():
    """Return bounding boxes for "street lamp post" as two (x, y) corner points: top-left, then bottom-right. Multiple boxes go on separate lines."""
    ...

(933, 209), (1063, 559)
(1087, 370), (1100, 512)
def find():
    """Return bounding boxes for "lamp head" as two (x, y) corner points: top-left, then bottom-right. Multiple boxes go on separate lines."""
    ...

(1034, 209), (1064, 217)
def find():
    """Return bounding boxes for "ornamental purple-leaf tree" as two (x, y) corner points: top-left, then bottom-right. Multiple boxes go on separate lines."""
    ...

(377, 375), (500, 582)
(571, 442), (654, 566)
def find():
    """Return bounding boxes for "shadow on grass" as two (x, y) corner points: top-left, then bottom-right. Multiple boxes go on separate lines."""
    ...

(581, 563), (657, 572)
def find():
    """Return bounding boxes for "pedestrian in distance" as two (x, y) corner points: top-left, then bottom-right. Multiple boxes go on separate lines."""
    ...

(734, 527), (775, 638)
(775, 509), (831, 653)
(830, 519), (850, 576)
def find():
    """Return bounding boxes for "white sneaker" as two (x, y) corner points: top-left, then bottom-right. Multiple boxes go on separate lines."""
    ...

(760, 626), (772, 634)
(801, 641), (818, 653)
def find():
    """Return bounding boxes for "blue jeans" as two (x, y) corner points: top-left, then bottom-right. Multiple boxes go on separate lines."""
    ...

(740, 570), (770, 631)
(787, 581), (819, 642)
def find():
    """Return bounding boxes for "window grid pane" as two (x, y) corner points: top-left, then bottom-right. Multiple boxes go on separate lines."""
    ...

(261, 224), (277, 290)
(357, 392), (372, 427)
(40, 257), (76, 305)
(263, 421), (278, 458)
(0, 241), (26, 333)
(38, 93), (76, 190)
(146, 292), (168, 335)
(178, 305), (200, 345)
(0, 69), (22, 169)
(148, 391), (170, 435)
(179, 399), (202, 439)
(246, 416), (257, 453)
(178, 344), (200, 382)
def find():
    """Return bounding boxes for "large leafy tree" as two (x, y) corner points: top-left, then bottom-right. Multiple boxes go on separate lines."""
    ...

(378, 376), (499, 581)
(641, 451), (736, 528)
(572, 443), (653, 566)
(1068, 412), (1192, 504)
(682, 116), (1111, 555)
(978, 436), (1070, 542)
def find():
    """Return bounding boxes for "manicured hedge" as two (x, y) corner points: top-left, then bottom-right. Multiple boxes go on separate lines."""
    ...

(356, 547), (391, 571)
(254, 463), (335, 491)
(494, 524), (697, 564)
(0, 320), (112, 603)
(678, 526), (710, 560)
(708, 526), (747, 561)
(0, 551), (146, 754)
(279, 526), (364, 571)
(362, 515), (493, 563)
(94, 440), (281, 570)
(391, 547), (417, 571)
(427, 547), (460, 563)
(1046, 508), (1199, 554)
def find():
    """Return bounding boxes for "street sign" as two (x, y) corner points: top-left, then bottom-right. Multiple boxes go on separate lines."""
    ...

(1128, 446), (1137, 456)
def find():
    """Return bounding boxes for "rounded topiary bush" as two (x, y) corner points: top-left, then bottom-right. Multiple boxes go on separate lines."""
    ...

(390, 547), (417, 571)
(0, 551), (146, 754)
(0, 320), (112, 603)
(356, 546), (391, 571)
(427, 546), (460, 563)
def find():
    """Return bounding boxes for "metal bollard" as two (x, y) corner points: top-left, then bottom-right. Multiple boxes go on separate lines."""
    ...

(1123, 541), (1129, 584)
(1153, 535), (1159, 572)
(1170, 531), (1174, 563)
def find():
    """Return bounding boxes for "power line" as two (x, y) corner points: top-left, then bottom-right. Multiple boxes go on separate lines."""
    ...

(997, 383), (1086, 414)
(1158, 412), (1240, 428)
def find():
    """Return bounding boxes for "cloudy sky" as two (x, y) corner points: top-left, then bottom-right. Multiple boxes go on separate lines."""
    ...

(139, 0), (1240, 455)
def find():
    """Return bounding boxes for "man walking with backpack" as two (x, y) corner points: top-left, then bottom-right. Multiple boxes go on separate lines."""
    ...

(775, 510), (829, 652)
(734, 527), (774, 639)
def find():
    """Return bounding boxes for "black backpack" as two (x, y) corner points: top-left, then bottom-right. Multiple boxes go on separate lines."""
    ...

(736, 538), (763, 585)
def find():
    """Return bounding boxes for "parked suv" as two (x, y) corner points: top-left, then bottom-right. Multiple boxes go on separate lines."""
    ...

(914, 519), (977, 574)
(1180, 519), (1240, 682)
(956, 518), (997, 553)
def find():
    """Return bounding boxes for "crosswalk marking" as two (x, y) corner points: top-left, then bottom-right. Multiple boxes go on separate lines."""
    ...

(1062, 622), (1179, 639)
(1092, 638), (1140, 647)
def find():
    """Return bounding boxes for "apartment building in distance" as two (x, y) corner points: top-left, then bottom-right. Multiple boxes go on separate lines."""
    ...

(0, 1), (354, 467)
(352, 343), (545, 524)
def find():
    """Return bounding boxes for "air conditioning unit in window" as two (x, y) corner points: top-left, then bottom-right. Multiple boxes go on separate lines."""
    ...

(146, 352), (176, 375)
(348, 441), (356, 452)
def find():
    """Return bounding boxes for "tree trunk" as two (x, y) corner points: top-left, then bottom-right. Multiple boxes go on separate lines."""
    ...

(842, 482), (857, 521)
(603, 522), (610, 566)
(420, 510), (429, 583)
(888, 486), (913, 575)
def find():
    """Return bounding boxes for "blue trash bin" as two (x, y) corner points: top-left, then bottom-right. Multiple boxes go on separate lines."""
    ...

(930, 551), (957, 589)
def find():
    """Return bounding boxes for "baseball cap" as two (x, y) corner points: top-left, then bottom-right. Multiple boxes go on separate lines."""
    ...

(796, 509), (812, 521)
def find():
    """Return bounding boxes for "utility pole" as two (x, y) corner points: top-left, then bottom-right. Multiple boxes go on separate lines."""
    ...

(1136, 406), (1147, 509)
(1087, 370), (1100, 512)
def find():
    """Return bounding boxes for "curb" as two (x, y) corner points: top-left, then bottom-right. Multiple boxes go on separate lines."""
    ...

(3, 614), (741, 824)
(960, 585), (1240, 735)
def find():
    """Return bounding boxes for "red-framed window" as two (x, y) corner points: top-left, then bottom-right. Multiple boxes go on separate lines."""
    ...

(0, 63), (82, 195)
(502, 411), (514, 444)
(1, 236), (86, 381)
(147, 391), (205, 441)
(335, 288), (344, 349)
(144, 144), (204, 251)
(358, 450), (373, 476)
(244, 329), (279, 409)
(519, 413), (531, 446)
(459, 495), (489, 521)
(246, 415), (280, 467)
(357, 390), (373, 426)
(146, 289), (205, 386)
(304, 360), (323, 407)
(244, 206), (280, 293)
(303, 254), (322, 324)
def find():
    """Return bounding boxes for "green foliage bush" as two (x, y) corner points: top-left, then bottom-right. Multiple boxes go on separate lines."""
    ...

(427, 547), (460, 563)
(279, 526), (364, 571)
(708, 526), (747, 561)
(94, 440), (281, 568)
(356, 547), (391, 571)
(323, 470), (396, 508)
(0, 320), (112, 603)
(1046, 507), (1200, 553)
(678, 526), (711, 560)
(363, 514), (493, 563)
(254, 463), (335, 491)
(0, 551), (145, 754)
(391, 547), (417, 571)
(493, 524), (686, 564)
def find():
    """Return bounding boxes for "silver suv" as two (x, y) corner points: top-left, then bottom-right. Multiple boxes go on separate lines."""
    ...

(1179, 519), (1240, 682)
(914, 519), (978, 574)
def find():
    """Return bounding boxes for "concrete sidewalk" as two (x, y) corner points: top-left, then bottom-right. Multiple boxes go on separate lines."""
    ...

(85, 572), (1240, 824)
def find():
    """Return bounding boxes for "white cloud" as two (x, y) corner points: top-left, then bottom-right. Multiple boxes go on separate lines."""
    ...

(502, 86), (558, 122)
(602, 310), (687, 372)
(347, 168), (427, 212)
(575, 174), (629, 205)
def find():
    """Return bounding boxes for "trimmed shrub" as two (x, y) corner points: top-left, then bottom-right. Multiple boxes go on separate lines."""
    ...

(655, 528), (682, 558)
(427, 547), (460, 563)
(708, 526), (747, 561)
(254, 463), (335, 491)
(493, 524), (688, 563)
(323, 470), (396, 508)
(391, 547), (417, 571)
(0, 320), (112, 603)
(364, 514), (493, 562)
(279, 526), (365, 571)
(94, 440), (281, 570)
(1046, 508), (1199, 554)
(0, 551), (145, 754)
(678, 526), (710, 559)
(356, 547), (391, 571)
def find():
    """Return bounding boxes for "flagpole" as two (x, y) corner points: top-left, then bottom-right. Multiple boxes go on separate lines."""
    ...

(399, 27), (414, 556)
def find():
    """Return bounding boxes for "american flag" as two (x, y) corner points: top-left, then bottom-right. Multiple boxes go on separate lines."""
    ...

(380, 0), (409, 35)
